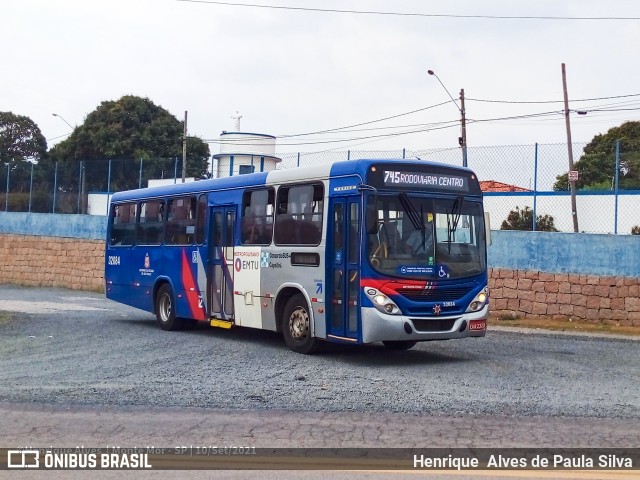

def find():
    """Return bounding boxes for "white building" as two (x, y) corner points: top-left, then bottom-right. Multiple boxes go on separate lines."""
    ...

(212, 131), (281, 178)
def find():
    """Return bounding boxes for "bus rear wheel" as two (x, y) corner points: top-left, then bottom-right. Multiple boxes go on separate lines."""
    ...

(155, 284), (183, 331)
(382, 340), (417, 351)
(282, 294), (318, 354)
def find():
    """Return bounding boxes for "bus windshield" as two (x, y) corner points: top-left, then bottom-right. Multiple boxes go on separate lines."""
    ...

(366, 193), (486, 280)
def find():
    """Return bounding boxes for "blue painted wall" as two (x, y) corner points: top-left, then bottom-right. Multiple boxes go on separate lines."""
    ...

(488, 230), (640, 277)
(1, 212), (639, 277)
(0, 212), (107, 240)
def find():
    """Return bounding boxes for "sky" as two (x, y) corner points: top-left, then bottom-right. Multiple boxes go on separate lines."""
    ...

(3, 0), (640, 157)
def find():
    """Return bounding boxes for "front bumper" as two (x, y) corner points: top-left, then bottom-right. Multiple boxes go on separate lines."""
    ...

(360, 303), (488, 344)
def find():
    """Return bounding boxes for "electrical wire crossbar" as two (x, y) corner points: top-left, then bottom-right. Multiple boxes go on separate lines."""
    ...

(177, 0), (640, 21)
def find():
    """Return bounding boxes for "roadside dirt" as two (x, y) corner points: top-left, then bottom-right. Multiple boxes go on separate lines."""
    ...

(490, 314), (640, 337)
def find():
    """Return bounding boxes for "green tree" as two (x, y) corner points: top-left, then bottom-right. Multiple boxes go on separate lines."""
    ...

(48, 96), (210, 193)
(554, 121), (640, 191)
(0, 111), (47, 165)
(0, 112), (48, 210)
(500, 206), (558, 232)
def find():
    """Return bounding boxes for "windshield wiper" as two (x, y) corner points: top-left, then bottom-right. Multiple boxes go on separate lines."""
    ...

(399, 192), (422, 230)
(447, 196), (464, 252)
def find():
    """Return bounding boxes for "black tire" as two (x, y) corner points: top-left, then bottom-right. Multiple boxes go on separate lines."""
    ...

(282, 294), (318, 354)
(382, 340), (417, 351)
(155, 284), (183, 331)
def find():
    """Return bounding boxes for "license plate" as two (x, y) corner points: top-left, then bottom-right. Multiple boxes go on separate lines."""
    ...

(469, 320), (486, 331)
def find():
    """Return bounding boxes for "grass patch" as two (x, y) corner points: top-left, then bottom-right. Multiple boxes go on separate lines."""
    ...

(0, 311), (13, 325)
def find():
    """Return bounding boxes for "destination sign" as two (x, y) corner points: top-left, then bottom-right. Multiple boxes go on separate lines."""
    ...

(383, 170), (469, 192)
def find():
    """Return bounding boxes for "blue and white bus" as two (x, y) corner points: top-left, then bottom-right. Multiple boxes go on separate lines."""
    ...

(105, 159), (489, 353)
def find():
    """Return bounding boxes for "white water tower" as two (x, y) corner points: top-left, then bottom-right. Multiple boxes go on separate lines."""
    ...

(212, 131), (281, 178)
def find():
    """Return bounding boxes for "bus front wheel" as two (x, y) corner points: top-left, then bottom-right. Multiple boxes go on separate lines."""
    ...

(282, 294), (318, 354)
(155, 284), (182, 331)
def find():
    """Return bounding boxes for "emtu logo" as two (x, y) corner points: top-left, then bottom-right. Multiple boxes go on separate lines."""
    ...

(7, 450), (40, 468)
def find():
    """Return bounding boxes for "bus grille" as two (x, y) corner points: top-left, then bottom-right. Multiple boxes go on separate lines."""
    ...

(410, 319), (456, 332)
(396, 286), (473, 302)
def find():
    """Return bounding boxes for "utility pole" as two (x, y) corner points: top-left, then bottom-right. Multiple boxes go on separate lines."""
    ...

(459, 88), (468, 168)
(427, 70), (467, 167)
(561, 63), (579, 233)
(181, 111), (187, 183)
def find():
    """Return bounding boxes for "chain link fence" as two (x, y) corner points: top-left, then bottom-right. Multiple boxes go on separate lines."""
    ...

(1, 143), (639, 235)
(0, 157), (187, 214)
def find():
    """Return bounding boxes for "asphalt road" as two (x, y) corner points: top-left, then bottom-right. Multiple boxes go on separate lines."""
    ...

(1, 284), (639, 479)
(1, 284), (638, 419)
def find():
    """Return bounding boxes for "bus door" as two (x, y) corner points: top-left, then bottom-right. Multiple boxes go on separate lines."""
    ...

(326, 197), (361, 341)
(208, 205), (236, 320)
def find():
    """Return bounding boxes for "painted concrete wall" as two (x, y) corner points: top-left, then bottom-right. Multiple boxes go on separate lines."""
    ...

(0, 212), (107, 240)
(488, 230), (640, 278)
(1, 212), (639, 278)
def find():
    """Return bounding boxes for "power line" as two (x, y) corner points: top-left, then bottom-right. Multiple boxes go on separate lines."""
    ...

(207, 111), (566, 147)
(206, 105), (640, 148)
(585, 107), (640, 112)
(277, 101), (452, 138)
(305, 119), (462, 135)
(46, 133), (72, 142)
(203, 90), (640, 148)
(467, 93), (640, 104)
(207, 122), (461, 147)
(177, 0), (640, 21)
(282, 111), (566, 145)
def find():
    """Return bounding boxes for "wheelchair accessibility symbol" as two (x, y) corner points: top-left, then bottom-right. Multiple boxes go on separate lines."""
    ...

(438, 265), (449, 278)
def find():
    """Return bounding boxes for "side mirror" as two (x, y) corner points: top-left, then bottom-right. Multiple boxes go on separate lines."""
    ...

(484, 212), (492, 246)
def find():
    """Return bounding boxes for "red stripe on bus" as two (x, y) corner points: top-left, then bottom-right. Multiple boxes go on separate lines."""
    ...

(181, 250), (205, 320)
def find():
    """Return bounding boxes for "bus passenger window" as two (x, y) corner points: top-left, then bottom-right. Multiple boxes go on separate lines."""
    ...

(225, 211), (235, 247)
(212, 212), (223, 246)
(110, 202), (137, 246)
(241, 188), (274, 245)
(195, 194), (207, 245)
(138, 200), (164, 245)
(333, 204), (344, 251)
(166, 196), (196, 245)
(348, 202), (359, 263)
(274, 183), (324, 245)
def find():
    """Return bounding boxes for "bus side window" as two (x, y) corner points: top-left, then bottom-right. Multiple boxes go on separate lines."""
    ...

(166, 196), (196, 245)
(212, 212), (223, 246)
(110, 202), (137, 246)
(195, 194), (207, 245)
(241, 188), (274, 245)
(138, 200), (164, 245)
(348, 202), (359, 263)
(274, 183), (323, 245)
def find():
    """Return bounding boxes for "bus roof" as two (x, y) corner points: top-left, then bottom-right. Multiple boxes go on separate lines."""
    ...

(109, 158), (475, 203)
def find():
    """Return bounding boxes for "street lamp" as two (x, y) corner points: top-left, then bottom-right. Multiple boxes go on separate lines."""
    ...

(52, 113), (86, 212)
(428, 69), (468, 167)
(52, 113), (74, 130)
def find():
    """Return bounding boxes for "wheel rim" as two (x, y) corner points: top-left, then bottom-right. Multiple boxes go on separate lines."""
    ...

(288, 305), (309, 341)
(159, 293), (172, 323)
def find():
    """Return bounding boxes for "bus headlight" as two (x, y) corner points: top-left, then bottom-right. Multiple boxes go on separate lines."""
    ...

(364, 288), (401, 315)
(466, 287), (489, 312)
